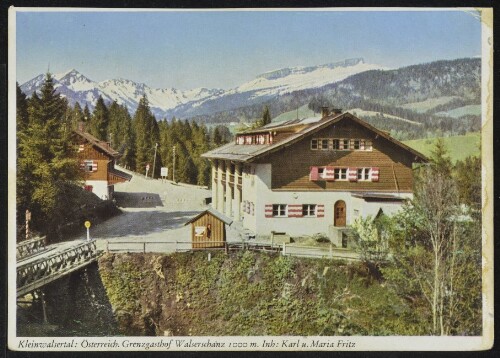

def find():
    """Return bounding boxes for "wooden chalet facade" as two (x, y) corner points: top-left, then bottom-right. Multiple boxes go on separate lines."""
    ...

(73, 126), (132, 200)
(202, 109), (427, 246)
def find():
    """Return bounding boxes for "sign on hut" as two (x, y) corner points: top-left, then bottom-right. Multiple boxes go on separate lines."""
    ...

(184, 208), (233, 249)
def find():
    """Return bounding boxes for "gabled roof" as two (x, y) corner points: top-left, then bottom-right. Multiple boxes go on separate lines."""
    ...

(73, 129), (121, 158)
(202, 112), (428, 163)
(184, 208), (233, 226)
(109, 167), (133, 181)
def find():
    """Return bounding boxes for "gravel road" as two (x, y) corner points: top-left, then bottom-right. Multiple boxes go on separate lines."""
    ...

(88, 168), (214, 251)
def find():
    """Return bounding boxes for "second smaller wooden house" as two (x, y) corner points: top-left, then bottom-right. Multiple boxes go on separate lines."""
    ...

(185, 208), (233, 249)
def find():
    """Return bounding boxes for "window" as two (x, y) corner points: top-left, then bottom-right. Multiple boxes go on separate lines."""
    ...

(319, 139), (329, 150)
(318, 167), (325, 178)
(352, 139), (361, 150)
(302, 204), (317, 217)
(311, 139), (318, 150)
(332, 139), (340, 150)
(83, 160), (96, 172)
(334, 168), (348, 180)
(342, 139), (349, 150)
(273, 204), (287, 217)
(357, 168), (371, 181)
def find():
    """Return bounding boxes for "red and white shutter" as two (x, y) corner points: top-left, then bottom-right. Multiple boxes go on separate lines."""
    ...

(339, 139), (344, 150)
(288, 204), (303, 218)
(310, 166), (319, 181)
(317, 205), (325, 218)
(371, 167), (380, 182)
(92, 161), (98, 172)
(365, 139), (373, 150)
(265, 204), (273, 218)
(324, 167), (335, 181)
(348, 167), (358, 182)
(360, 140), (365, 150)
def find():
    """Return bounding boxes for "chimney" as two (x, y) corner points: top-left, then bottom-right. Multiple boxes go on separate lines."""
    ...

(321, 106), (330, 118)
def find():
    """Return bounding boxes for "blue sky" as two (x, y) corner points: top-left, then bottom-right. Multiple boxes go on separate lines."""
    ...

(15, 9), (482, 90)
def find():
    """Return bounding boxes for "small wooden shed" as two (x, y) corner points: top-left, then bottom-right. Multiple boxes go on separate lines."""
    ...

(184, 208), (233, 249)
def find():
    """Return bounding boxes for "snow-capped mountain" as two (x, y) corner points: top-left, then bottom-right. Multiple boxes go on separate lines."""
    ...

(20, 58), (385, 119)
(234, 58), (385, 97)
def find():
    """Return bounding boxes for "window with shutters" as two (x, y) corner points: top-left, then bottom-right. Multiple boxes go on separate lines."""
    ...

(302, 204), (317, 217)
(83, 160), (95, 172)
(342, 139), (349, 150)
(357, 168), (371, 181)
(352, 139), (361, 150)
(334, 168), (348, 180)
(272, 204), (287, 217)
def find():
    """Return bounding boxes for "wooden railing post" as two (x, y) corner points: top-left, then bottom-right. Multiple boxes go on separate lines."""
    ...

(143, 242), (146, 253)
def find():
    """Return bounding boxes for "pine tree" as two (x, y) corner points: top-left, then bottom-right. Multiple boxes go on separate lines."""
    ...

(16, 82), (29, 132)
(17, 73), (80, 232)
(429, 138), (453, 176)
(132, 95), (159, 174)
(83, 104), (91, 122)
(89, 96), (109, 140)
(262, 105), (272, 126)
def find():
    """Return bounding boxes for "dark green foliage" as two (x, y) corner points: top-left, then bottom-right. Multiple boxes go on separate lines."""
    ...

(99, 251), (421, 336)
(89, 96), (109, 141)
(17, 74), (82, 238)
(108, 101), (136, 169)
(16, 82), (29, 132)
(455, 155), (482, 210)
(132, 95), (158, 175)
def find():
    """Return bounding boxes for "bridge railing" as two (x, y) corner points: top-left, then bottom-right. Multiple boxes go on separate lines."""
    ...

(16, 236), (46, 260)
(17, 240), (99, 297)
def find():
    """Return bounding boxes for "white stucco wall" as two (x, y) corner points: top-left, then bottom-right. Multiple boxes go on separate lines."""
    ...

(241, 163), (412, 238)
(85, 180), (110, 200)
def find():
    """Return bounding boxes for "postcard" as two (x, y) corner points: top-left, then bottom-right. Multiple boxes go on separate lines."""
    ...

(8, 7), (494, 352)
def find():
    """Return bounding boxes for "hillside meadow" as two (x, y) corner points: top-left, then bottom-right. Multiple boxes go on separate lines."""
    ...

(403, 132), (480, 163)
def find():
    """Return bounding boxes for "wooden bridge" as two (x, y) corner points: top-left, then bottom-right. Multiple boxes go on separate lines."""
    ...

(17, 237), (101, 298)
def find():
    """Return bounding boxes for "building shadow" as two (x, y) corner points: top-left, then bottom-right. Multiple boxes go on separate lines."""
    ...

(113, 192), (164, 208)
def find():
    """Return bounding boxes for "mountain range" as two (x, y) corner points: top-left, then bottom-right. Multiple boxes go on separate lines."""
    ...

(20, 58), (385, 119)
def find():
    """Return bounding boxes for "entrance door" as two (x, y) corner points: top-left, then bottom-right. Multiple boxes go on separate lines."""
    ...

(334, 200), (346, 227)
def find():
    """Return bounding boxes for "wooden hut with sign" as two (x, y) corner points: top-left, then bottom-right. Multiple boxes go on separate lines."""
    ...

(185, 208), (233, 249)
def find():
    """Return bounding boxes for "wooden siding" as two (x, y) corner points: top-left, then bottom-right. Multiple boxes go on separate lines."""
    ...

(261, 117), (416, 192)
(190, 212), (226, 249)
(77, 144), (111, 181)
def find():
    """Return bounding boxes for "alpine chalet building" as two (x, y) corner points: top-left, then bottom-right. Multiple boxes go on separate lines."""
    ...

(202, 109), (427, 246)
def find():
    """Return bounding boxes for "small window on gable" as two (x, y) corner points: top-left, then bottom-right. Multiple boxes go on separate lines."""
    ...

(311, 139), (318, 150)
(352, 139), (361, 150)
(83, 160), (96, 172)
(332, 139), (340, 150)
(320, 139), (329, 150)
(342, 139), (349, 150)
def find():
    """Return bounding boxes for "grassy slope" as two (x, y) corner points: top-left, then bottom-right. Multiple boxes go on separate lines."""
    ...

(403, 132), (481, 163)
(99, 251), (425, 336)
